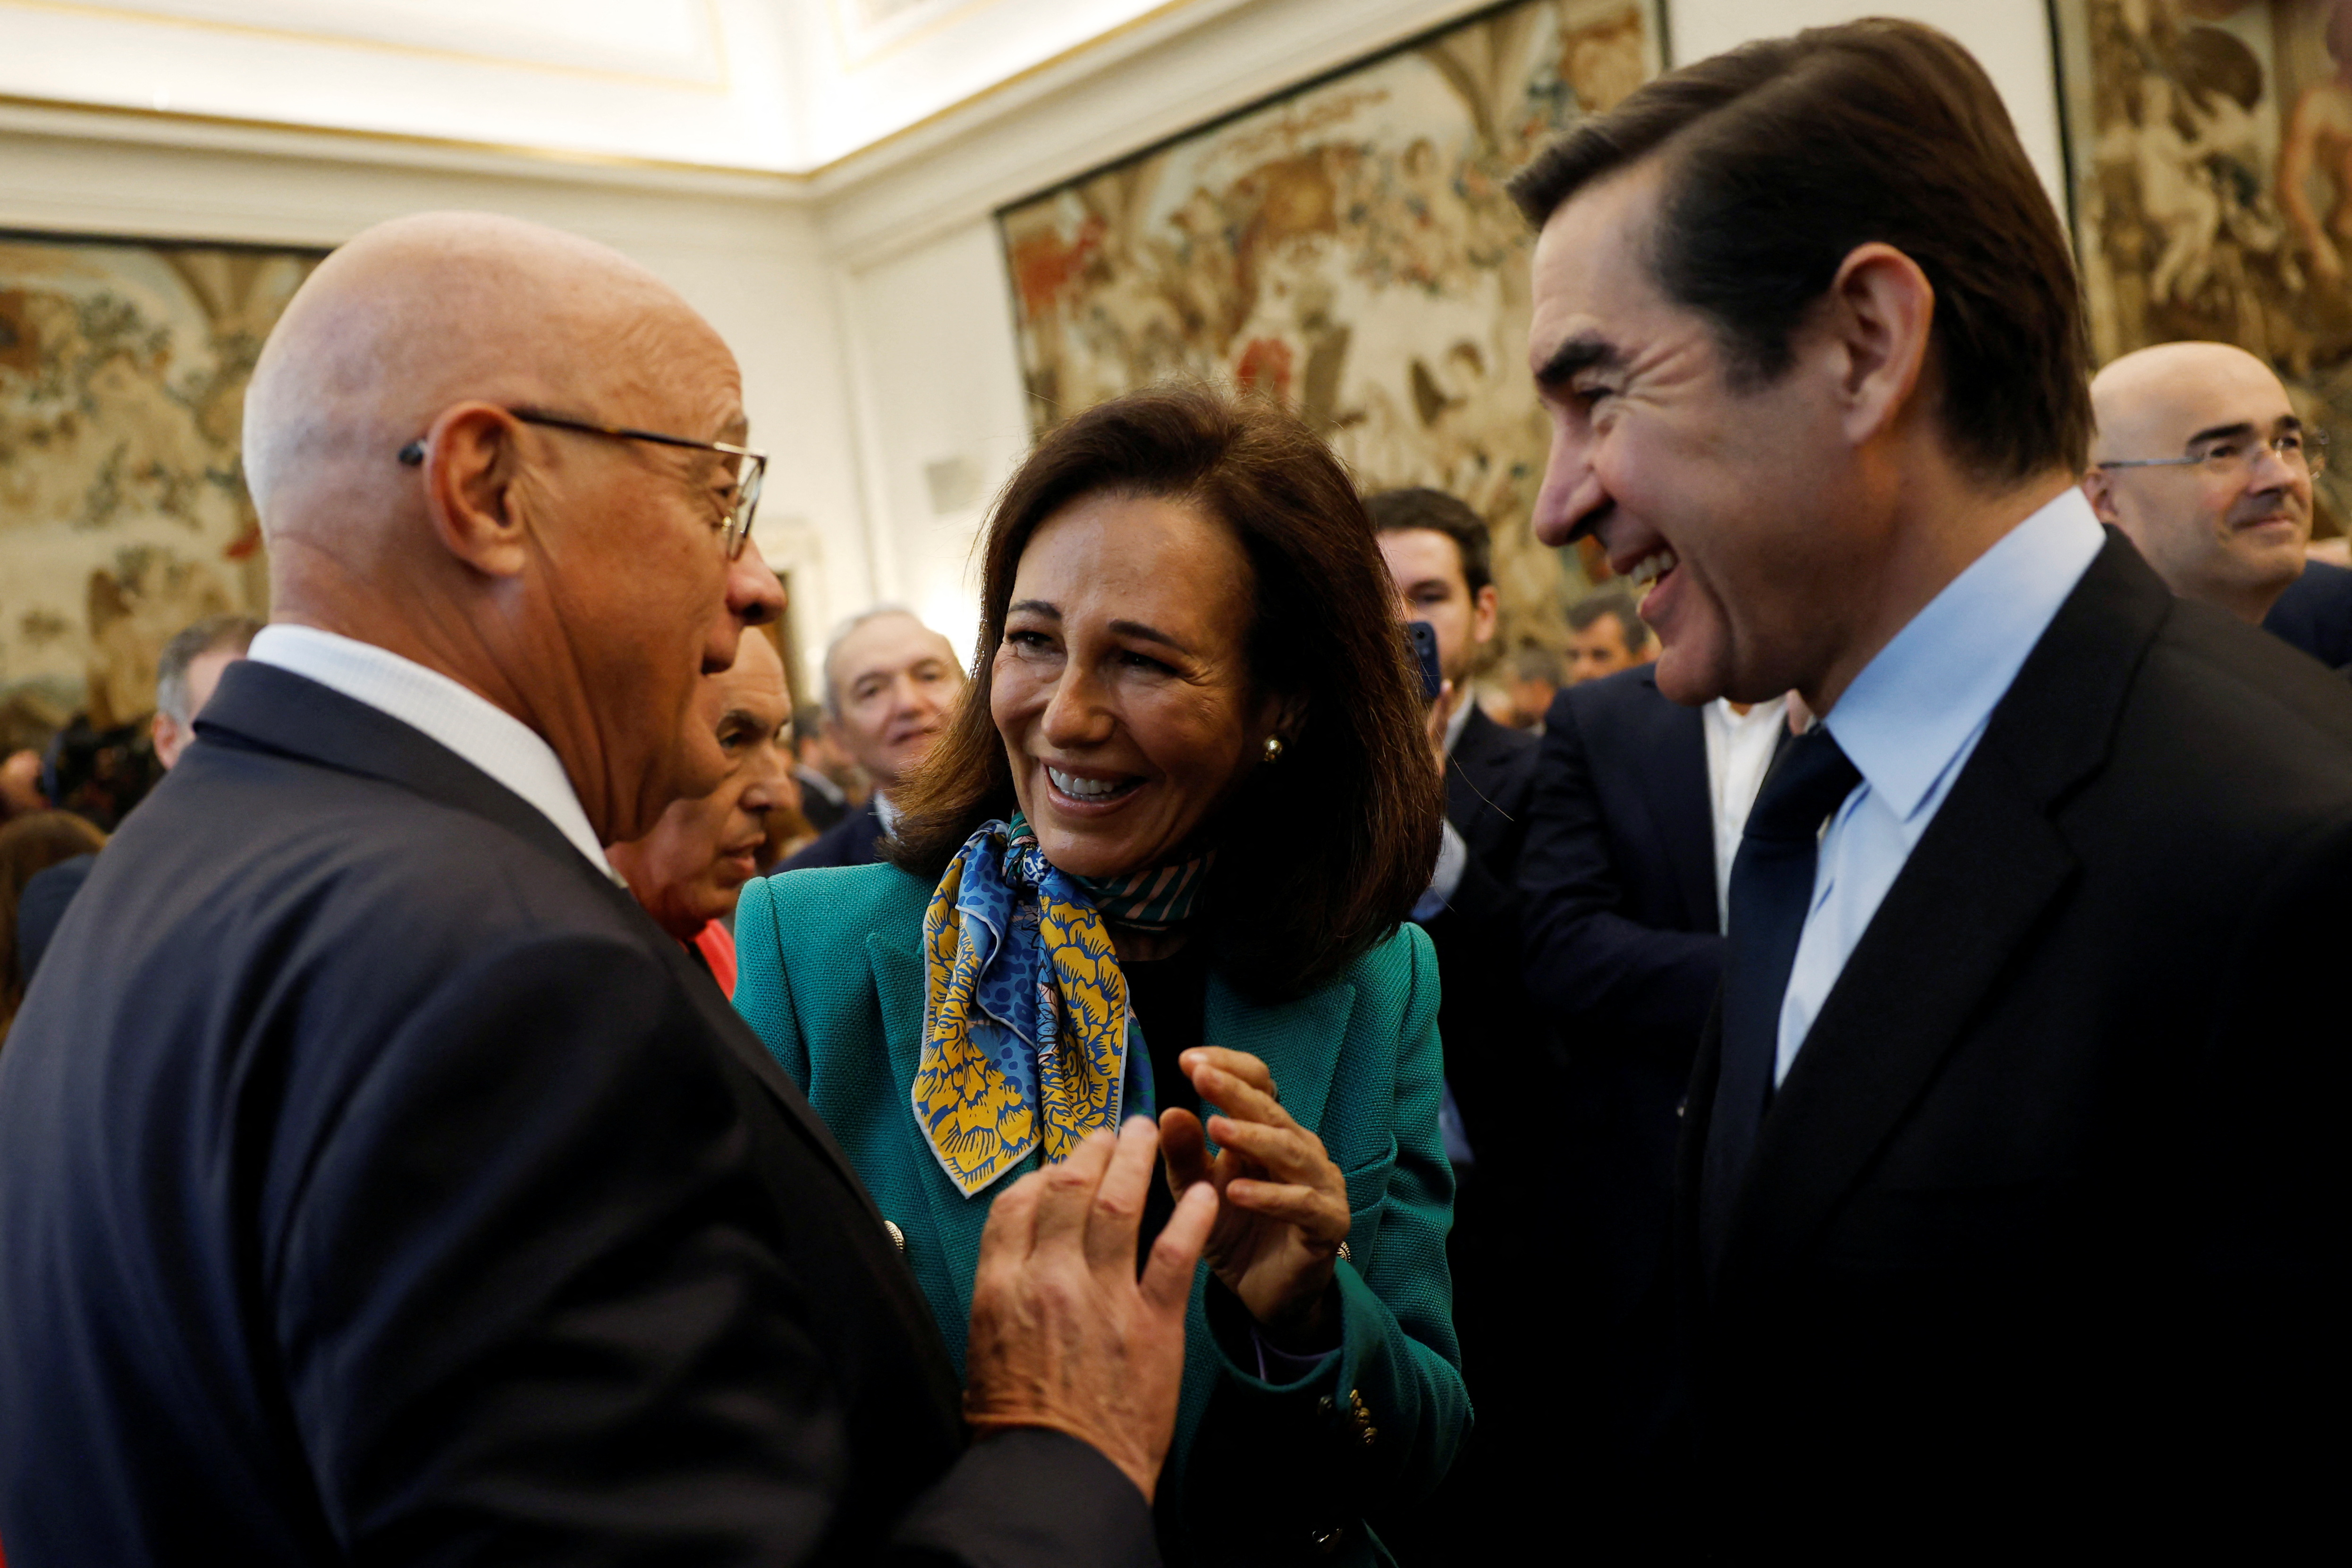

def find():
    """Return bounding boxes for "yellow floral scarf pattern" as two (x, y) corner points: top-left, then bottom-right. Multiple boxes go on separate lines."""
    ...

(913, 818), (1136, 1197)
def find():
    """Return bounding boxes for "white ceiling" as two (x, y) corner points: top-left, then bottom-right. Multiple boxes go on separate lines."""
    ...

(0, 0), (1209, 174)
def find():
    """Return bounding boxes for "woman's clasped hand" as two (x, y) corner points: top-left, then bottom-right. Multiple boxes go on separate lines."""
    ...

(1159, 1046), (1352, 1348)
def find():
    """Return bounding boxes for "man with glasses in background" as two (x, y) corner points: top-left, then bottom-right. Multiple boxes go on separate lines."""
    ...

(2084, 341), (2342, 657)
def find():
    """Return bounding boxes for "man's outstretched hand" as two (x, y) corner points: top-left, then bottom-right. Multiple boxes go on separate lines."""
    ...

(962, 1117), (1218, 1503)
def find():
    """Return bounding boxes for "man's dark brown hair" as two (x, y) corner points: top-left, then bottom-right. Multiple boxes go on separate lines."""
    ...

(889, 384), (1443, 1002)
(1506, 18), (2091, 482)
(1366, 487), (1494, 596)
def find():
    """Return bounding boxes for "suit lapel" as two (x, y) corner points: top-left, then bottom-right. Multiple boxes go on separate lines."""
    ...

(202, 661), (887, 1212)
(1718, 534), (2169, 1287)
(1204, 972), (1355, 1136)
(668, 934), (893, 1223)
(1720, 753), (2077, 1287)
(869, 930), (1004, 1290)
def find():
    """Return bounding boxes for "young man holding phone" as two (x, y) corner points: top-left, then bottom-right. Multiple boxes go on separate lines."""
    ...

(1370, 487), (1559, 1555)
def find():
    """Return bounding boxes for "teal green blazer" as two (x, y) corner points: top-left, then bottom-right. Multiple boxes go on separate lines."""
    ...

(734, 862), (1469, 1562)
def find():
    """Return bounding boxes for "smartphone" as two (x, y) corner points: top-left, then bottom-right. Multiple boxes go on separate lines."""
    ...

(1404, 619), (1444, 703)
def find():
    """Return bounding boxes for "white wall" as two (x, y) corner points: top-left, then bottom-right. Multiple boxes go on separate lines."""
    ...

(833, 220), (1032, 668)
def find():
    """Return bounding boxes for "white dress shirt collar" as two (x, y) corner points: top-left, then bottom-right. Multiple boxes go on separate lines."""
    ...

(1823, 486), (2107, 823)
(1701, 695), (1790, 932)
(246, 624), (619, 881)
(1773, 486), (2106, 1084)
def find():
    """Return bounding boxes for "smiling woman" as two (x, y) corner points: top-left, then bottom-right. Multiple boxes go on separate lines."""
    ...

(730, 384), (1464, 1564)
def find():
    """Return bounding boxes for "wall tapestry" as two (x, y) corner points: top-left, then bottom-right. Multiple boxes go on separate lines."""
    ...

(0, 234), (318, 762)
(997, 0), (1665, 661)
(2056, 0), (2352, 534)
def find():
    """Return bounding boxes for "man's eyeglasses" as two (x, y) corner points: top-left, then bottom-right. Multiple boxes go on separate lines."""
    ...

(2094, 428), (2327, 482)
(398, 408), (766, 559)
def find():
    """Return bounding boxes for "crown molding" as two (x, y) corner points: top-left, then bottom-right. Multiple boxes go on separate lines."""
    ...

(0, 0), (1502, 249)
(0, 94), (809, 198)
(812, 0), (1495, 269)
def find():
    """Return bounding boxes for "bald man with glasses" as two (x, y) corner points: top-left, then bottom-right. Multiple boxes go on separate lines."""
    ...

(0, 212), (1208, 1567)
(2084, 341), (2339, 640)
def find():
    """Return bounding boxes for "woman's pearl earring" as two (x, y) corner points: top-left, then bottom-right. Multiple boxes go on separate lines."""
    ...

(1262, 734), (1285, 763)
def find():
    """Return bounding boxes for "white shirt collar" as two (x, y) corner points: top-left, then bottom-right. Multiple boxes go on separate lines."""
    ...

(1823, 486), (2106, 822)
(246, 624), (620, 881)
(872, 788), (901, 836)
(1703, 694), (1788, 738)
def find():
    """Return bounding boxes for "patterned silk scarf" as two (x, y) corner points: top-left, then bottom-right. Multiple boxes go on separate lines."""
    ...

(914, 814), (1213, 1197)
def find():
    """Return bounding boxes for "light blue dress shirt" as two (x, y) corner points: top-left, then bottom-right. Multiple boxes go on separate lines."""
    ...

(1774, 487), (2106, 1085)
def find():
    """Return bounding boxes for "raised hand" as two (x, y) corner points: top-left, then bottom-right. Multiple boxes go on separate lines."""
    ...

(1159, 1046), (1352, 1348)
(962, 1117), (1218, 1503)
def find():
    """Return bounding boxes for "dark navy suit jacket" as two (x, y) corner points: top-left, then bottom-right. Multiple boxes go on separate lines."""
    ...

(1512, 664), (1737, 1523)
(2263, 556), (2352, 668)
(0, 661), (1152, 1566)
(784, 797), (887, 872)
(1420, 706), (1546, 1179)
(1521, 665), (1724, 1066)
(1678, 539), (2350, 1548)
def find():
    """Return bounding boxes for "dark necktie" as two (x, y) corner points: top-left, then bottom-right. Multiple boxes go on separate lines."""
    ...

(1700, 726), (1862, 1276)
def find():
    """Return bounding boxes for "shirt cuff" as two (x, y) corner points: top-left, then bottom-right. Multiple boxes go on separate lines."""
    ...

(1411, 819), (1469, 923)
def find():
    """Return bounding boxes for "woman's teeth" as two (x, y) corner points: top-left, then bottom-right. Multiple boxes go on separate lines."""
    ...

(1048, 766), (1134, 801)
(1626, 548), (1678, 587)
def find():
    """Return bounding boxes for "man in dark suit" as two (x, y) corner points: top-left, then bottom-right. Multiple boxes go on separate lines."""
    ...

(1511, 20), (2349, 1549)
(1515, 660), (1785, 1533)
(0, 211), (1212, 1565)
(1370, 487), (1543, 1179)
(1369, 489), (1550, 1550)
(782, 608), (962, 872)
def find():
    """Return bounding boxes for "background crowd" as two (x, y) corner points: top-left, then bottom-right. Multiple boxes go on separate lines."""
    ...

(2, 16), (2346, 1568)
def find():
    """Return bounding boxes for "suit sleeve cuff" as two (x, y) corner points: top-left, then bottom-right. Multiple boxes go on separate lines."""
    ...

(889, 1426), (1159, 1567)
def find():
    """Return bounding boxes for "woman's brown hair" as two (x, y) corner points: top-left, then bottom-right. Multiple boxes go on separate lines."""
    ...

(889, 383), (1443, 1003)
(1, 809), (108, 1046)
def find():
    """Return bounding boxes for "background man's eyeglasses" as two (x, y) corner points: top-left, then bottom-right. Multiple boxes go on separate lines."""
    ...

(2094, 429), (2328, 482)
(398, 408), (767, 559)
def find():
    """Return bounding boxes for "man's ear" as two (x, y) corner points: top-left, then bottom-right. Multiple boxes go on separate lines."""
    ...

(420, 402), (532, 579)
(1820, 242), (1935, 451)
(2079, 468), (2123, 524)
(1471, 583), (1500, 646)
(151, 710), (186, 770)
